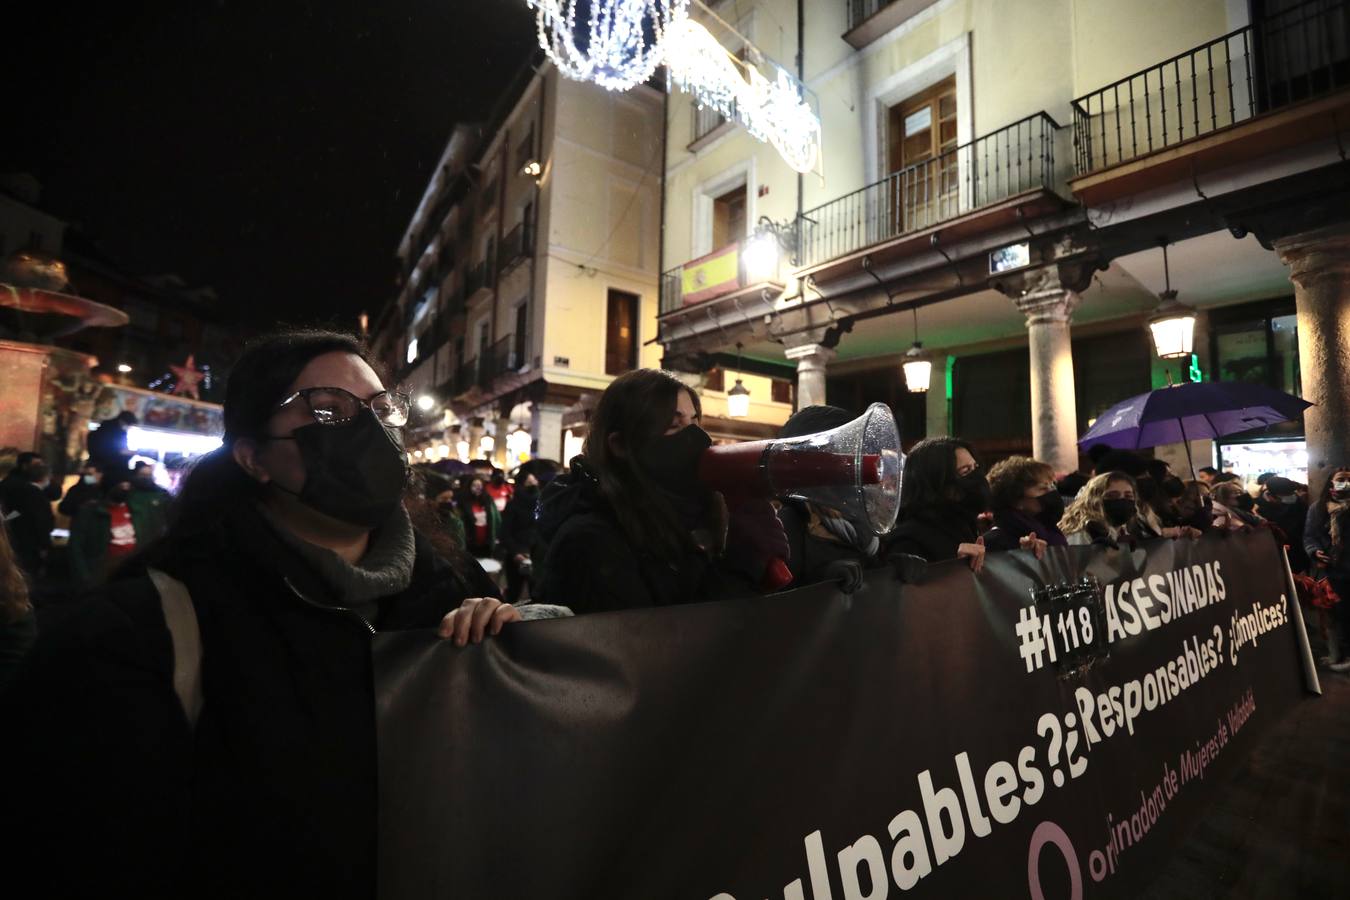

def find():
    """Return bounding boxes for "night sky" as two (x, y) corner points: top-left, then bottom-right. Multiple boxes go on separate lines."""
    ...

(2, 0), (537, 330)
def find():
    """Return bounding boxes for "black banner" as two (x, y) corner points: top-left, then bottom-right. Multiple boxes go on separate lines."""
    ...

(375, 530), (1316, 899)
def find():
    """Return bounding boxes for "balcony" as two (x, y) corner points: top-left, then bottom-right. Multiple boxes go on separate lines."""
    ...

(1071, 0), (1349, 192)
(465, 261), (492, 301)
(689, 102), (733, 150)
(844, 0), (943, 50)
(660, 237), (786, 315)
(795, 112), (1061, 271)
(499, 221), (534, 274)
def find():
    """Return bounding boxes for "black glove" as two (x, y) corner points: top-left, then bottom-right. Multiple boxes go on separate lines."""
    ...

(723, 497), (790, 584)
(822, 559), (865, 594)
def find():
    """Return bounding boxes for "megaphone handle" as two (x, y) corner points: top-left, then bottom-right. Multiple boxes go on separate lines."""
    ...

(762, 557), (794, 592)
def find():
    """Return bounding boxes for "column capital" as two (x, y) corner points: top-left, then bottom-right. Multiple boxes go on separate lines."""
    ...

(783, 343), (837, 364)
(1273, 224), (1350, 285)
(1015, 285), (1081, 325)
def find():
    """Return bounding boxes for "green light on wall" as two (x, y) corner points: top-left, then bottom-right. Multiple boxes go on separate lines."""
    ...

(1188, 353), (1204, 383)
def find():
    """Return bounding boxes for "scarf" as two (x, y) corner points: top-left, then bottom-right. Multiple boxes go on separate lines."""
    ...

(810, 506), (880, 557)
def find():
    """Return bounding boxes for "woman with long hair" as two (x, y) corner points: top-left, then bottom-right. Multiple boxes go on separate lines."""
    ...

(1304, 466), (1350, 671)
(0, 328), (543, 899)
(0, 525), (36, 693)
(455, 474), (500, 559)
(885, 437), (989, 571)
(1060, 471), (1154, 548)
(534, 368), (787, 614)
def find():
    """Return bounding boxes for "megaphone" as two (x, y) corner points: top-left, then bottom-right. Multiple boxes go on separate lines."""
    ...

(698, 403), (905, 590)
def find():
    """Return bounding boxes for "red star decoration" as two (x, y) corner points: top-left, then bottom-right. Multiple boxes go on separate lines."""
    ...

(169, 354), (205, 399)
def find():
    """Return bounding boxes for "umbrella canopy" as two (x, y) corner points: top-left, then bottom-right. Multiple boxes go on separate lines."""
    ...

(1079, 381), (1312, 452)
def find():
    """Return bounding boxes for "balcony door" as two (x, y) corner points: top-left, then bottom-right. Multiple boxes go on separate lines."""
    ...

(711, 185), (747, 251)
(513, 301), (528, 370)
(887, 75), (958, 234)
(605, 289), (639, 375)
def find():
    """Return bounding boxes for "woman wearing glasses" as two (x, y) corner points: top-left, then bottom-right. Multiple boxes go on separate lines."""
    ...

(884, 437), (991, 572)
(2, 329), (535, 899)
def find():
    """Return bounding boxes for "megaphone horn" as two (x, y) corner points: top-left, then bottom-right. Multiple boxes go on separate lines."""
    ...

(698, 401), (905, 567)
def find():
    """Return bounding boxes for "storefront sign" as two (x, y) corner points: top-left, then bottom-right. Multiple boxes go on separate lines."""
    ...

(375, 531), (1315, 898)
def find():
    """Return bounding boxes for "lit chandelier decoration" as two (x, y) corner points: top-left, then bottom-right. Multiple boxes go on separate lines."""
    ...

(528, 0), (687, 91)
(526, 0), (822, 174)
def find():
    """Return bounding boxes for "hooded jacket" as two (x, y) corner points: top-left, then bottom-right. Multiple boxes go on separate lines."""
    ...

(533, 460), (752, 614)
(1, 501), (498, 900)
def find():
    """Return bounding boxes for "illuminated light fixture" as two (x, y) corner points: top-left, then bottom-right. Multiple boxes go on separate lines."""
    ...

(456, 440), (471, 462)
(521, 159), (542, 177)
(563, 428), (585, 462)
(116, 363), (133, 374)
(416, 394), (435, 412)
(406, 338), (419, 365)
(662, 17), (821, 174)
(125, 426), (223, 456)
(480, 434), (496, 455)
(527, 0), (686, 91)
(506, 428), (532, 464)
(1148, 240), (1196, 361)
(901, 306), (931, 393)
(437, 443), (450, 459)
(742, 230), (778, 283)
(726, 342), (750, 418)
(413, 449), (424, 458)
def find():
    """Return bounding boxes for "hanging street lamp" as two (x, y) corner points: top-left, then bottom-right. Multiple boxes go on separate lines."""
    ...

(726, 342), (750, 418)
(1148, 240), (1197, 361)
(901, 306), (931, 393)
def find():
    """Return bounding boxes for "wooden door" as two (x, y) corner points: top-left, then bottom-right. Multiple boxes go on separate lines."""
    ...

(605, 290), (638, 375)
(887, 76), (958, 233)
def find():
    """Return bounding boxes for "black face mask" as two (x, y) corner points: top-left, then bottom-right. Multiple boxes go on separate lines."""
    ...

(956, 471), (992, 516)
(1102, 498), (1137, 527)
(107, 487), (130, 504)
(1162, 476), (1186, 499)
(635, 425), (712, 494)
(271, 409), (408, 528)
(1235, 492), (1256, 512)
(491, 474), (504, 486)
(132, 475), (155, 490)
(1033, 490), (1065, 528)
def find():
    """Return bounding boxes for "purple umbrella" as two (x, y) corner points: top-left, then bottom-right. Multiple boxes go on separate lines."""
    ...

(1078, 381), (1312, 475)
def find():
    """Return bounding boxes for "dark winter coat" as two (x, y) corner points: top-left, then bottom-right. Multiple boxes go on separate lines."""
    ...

(533, 461), (753, 614)
(884, 502), (979, 564)
(778, 500), (876, 588)
(1305, 501), (1350, 591)
(0, 475), (53, 576)
(500, 488), (540, 559)
(0, 501), (498, 900)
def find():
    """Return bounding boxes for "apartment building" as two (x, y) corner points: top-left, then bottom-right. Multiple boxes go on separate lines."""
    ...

(658, 0), (1349, 490)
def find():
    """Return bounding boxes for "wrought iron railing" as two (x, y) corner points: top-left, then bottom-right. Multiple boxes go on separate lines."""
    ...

(499, 221), (534, 272)
(659, 267), (685, 315)
(795, 112), (1060, 270)
(477, 334), (518, 387)
(1072, 0), (1348, 173)
(659, 240), (759, 314)
(466, 261), (489, 297)
(691, 103), (731, 146)
(846, 0), (897, 31)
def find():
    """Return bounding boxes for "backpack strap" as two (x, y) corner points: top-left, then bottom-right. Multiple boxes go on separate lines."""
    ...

(147, 567), (204, 729)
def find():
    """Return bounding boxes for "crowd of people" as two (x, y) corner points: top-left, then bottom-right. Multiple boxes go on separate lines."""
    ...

(0, 326), (1346, 897)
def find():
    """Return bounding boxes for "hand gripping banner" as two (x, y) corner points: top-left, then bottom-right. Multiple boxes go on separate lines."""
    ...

(374, 530), (1317, 899)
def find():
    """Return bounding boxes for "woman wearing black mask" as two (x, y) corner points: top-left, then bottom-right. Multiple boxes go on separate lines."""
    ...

(1305, 467), (1350, 671)
(982, 456), (1066, 557)
(1060, 471), (1144, 548)
(1, 329), (545, 900)
(885, 437), (989, 572)
(534, 368), (789, 614)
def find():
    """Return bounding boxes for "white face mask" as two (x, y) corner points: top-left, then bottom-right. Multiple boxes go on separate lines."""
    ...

(1332, 479), (1350, 494)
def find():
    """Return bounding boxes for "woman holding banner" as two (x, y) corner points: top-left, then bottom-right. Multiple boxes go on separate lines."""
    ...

(0, 329), (535, 900)
(885, 437), (990, 571)
(534, 369), (788, 614)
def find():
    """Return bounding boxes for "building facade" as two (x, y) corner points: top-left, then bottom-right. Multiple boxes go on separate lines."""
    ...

(374, 52), (796, 470)
(657, 0), (1350, 492)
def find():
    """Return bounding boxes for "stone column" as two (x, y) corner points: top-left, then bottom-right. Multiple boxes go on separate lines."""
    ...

(1274, 224), (1350, 497)
(785, 344), (836, 410)
(493, 416), (513, 468)
(530, 401), (569, 463)
(1015, 287), (1081, 475)
(467, 417), (486, 463)
(923, 352), (949, 439)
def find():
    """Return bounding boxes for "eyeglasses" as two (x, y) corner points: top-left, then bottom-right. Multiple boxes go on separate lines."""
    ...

(277, 386), (411, 428)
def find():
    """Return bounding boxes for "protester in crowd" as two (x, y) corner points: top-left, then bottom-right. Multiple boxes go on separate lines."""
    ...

(982, 456), (1066, 557)
(456, 475), (500, 560)
(1059, 471), (1144, 548)
(67, 472), (163, 589)
(534, 368), (788, 614)
(500, 472), (540, 603)
(432, 484), (467, 548)
(87, 410), (137, 475)
(57, 460), (103, 518)
(885, 437), (988, 571)
(484, 467), (513, 513)
(1305, 467), (1350, 672)
(1211, 481), (1262, 531)
(1197, 466), (1219, 486)
(0, 525), (36, 693)
(129, 461), (173, 544)
(1141, 458), (1186, 530)
(774, 406), (881, 590)
(0, 328), (552, 899)
(1057, 443), (1111, 499)
(1175, 480), (1215, 533)
(0, 454), (55, 579)
(1257, 476), (1309, 572)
